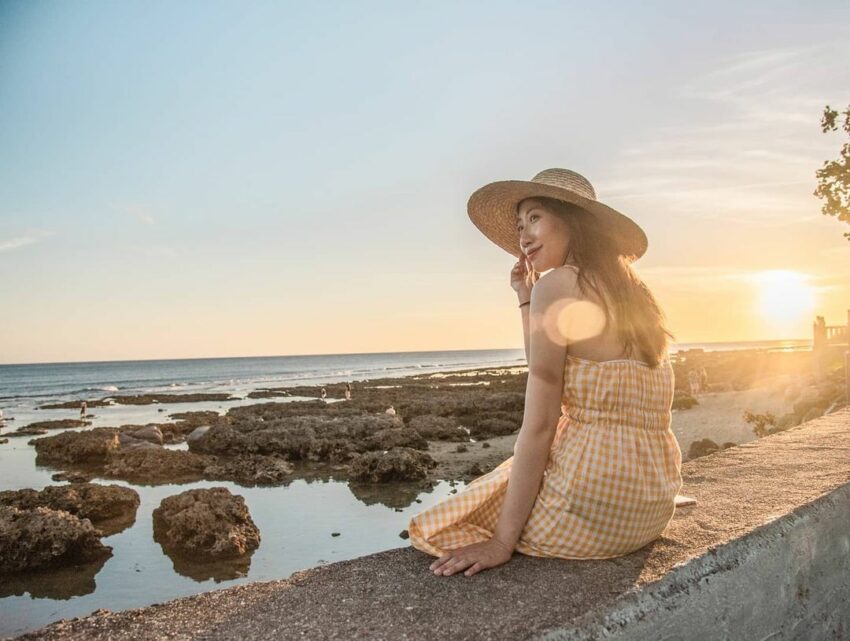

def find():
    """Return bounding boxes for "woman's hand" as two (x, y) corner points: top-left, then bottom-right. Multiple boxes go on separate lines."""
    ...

(511, 253), (539, 303)
(429, 538), (514, 577)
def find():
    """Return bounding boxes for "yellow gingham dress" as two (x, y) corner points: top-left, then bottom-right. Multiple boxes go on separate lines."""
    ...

(408, 354), (683, 560)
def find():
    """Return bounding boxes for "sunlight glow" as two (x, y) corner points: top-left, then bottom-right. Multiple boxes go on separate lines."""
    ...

(752, 270), (816, 324)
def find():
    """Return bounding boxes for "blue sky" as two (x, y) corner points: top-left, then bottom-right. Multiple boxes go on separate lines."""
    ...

(2, 1), (850, 363)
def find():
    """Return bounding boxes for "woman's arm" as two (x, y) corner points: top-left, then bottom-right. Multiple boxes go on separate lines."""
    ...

(512, 254), (537, 365)
(492, 268), (578, 549)
(428, 268), (580, 577)
(520, 304), (530, 364)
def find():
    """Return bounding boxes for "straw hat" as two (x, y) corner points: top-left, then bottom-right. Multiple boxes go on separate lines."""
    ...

(467, 168), (648, 260)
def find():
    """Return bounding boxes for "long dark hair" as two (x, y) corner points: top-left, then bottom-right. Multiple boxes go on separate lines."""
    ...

(539, 197), (675, 367)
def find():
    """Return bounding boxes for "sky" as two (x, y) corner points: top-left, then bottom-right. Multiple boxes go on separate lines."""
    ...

(1, 0), (850, 364)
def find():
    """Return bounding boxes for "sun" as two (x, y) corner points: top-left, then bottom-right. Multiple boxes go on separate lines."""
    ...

(752, 270), (816, 326)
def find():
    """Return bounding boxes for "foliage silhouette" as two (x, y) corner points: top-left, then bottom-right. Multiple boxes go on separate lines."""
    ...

(815, 105), (850, 240)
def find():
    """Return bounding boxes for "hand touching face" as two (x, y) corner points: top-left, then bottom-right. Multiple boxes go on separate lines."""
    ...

(511, 251), (539, 300)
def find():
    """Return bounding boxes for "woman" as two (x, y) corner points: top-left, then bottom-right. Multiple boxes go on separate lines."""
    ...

(408, 168), (683, 577)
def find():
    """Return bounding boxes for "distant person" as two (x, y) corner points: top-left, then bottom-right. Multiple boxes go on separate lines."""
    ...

(688, 370), (700, 397)
(80, 401), (87, 418)
(385, 405), (396, 416)
(344, 383), (352, 401)
(698, 366), (708, 393)
(320, 387), (327, 400)
(409, 167), (682, 578)
(0, 408), (4, 424)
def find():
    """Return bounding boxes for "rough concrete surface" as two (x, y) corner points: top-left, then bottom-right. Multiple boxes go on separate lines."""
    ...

(12, 409), (850, 641)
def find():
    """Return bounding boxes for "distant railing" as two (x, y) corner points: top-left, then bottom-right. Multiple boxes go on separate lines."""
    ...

(813, 310), (850, 398)
(826, 325), (848, 344)
(813, 310), (850, 350)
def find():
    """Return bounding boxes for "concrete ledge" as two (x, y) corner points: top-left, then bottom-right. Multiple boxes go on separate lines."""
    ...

(14, 409), (850, 641)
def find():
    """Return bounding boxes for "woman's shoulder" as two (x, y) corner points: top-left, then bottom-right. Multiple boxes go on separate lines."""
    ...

(531, 265), (581, 305)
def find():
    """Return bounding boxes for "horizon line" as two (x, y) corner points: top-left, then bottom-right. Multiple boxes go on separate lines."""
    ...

(0, 338), (813, 368)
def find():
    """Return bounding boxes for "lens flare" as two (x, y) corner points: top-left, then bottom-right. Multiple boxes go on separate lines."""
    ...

(547, 299), (607, 344)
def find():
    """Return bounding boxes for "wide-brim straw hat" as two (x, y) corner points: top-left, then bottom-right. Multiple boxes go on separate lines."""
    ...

(467, 168), (648, 260)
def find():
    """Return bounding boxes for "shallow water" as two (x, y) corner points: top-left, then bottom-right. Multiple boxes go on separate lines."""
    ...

(0, 394), (290, 435)
(0, 403), (465, 638)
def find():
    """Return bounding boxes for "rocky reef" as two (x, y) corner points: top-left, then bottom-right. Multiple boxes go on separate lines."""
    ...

(22, 367), (530, 487)
(0, 483), (140, 536)
(349, 447), (437, 483)
(0, 506), (112, 575)
(152, 488), (260, 559)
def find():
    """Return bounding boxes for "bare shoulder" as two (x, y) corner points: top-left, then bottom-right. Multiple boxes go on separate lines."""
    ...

(530, 266), (581, 307)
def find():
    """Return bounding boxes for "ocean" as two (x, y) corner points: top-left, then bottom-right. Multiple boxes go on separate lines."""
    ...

(0, 340), (811, 410)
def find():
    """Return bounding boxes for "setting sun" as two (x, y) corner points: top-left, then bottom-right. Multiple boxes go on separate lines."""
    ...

(753, 270), (816, 325)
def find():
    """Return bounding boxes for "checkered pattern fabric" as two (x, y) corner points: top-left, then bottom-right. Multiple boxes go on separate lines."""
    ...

(408, 355), (683, 560)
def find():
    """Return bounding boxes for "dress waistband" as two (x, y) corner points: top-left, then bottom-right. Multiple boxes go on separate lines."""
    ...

(562, 406), (673, 432)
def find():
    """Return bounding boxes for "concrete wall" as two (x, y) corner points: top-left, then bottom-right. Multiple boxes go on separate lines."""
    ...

(541, 475), (850, 641)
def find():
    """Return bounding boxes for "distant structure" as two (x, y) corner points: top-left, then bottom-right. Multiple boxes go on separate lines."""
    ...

(812, 310), (850, 391)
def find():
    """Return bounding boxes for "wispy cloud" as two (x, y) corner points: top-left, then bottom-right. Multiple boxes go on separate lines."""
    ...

(635, 264), (751, 293)
(112, 202), (157, 225)
(602, 41), (850, 228)
(0, 230), (55, 253)
(820, 244), (850, 261)
(636, 265), (747, 278)
(635, 264), (838, 296)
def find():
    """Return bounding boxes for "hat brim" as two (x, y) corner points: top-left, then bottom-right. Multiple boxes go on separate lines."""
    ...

(467, 180), (648, 260)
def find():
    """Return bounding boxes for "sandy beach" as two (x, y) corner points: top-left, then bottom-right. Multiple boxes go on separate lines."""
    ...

(424, 382), (797, 481)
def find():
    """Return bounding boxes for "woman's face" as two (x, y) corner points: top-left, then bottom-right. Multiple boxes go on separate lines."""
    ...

(516, 198), (571, 272)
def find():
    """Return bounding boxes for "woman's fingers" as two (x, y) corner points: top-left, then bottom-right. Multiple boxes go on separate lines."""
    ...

(438, 556), (473, 576)
(429, 552), (489, 577)
(429, 540), (512, 578)
(429, 553), (452, 571)
(433, 555), (462, 575)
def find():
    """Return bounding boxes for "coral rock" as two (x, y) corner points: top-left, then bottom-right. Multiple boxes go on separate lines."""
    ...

(350, 447), (436, 483)
(152, 488), (260, 559)
(0, 506), (111, 574)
